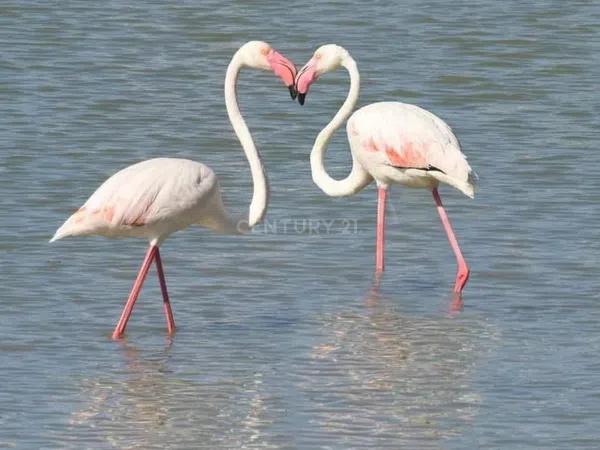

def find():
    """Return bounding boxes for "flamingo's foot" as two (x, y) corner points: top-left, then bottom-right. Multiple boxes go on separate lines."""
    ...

(372, 270), (384, 284)
(111, 329), (125, 340)
(449, 292), (464, 314)
(163, 303), (176, 335)
(453, 265), (470, 294)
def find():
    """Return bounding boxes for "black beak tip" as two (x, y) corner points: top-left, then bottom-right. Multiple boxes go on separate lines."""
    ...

(298, 93), (306, 105)
(288, 85), (297, 100)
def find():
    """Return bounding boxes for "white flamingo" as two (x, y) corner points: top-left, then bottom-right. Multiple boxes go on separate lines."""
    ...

(295, 44), (476, 294)
(50, 41), (297, 339)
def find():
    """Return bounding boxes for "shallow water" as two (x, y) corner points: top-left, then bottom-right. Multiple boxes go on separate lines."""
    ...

(2, 1), (599, 448)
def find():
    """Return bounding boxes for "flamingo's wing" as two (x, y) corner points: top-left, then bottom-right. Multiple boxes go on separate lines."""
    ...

(51, 158), (216, 240)
(83, 159), (209, 226)
(351, 102), (475, 186)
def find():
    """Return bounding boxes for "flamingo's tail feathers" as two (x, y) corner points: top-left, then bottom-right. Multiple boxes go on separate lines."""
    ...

(429, 171), (476, 199)
(49, 210), (91, 243)
(463, 170), (478, 198)
(49, 233), (61, 243)
(49, 220), (74, 243)
(469, 170), (479, 186)
(460, 182), (475, 199)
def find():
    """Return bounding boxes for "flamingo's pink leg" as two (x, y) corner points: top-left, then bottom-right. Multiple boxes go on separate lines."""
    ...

(375, 187), (387, 273)
(154, 247), (176, 335)
(112, 245), (157, 340)
(432, 188), (470, 293)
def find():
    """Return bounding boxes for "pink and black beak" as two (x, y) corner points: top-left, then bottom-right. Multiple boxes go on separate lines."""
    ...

(267, 49), (298, 99)
(294, 58), (319, 105)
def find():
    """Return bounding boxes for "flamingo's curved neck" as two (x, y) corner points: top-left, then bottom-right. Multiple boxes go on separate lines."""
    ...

(224, 52), (269, 230)
(310, 55), (372, 197)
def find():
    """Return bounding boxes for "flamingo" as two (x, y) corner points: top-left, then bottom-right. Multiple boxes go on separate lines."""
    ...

(295, 45), (476, 294)
(50, 41), (297, 339)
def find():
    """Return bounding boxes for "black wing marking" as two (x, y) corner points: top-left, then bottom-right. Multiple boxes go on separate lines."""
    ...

(387, 164), (446, 174)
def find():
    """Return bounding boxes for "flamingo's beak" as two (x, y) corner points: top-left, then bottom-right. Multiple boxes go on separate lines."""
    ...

(294, 58), (318, 106)
(288, 85), (298, 99)
(267, 49), (298, 100)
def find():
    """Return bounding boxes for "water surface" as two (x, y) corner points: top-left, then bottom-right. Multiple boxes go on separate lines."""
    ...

(1, 1), (599, 448)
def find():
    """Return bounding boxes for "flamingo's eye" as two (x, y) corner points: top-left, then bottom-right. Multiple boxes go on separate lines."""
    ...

(261, 47), (270, 56)
(315, 53), (321, 60)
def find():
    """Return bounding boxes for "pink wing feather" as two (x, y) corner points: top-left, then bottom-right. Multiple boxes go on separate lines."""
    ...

(349, 102), (475, 195)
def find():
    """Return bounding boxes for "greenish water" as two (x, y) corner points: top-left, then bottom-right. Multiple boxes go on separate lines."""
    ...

(1, 1), (599, 448)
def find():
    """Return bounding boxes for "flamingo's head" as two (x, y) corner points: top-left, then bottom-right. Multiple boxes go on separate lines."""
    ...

(238, 41), (298, 99)
(294, 44), (349, 105)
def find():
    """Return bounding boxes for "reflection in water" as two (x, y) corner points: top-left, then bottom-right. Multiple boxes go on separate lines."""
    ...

(367, 272), (464, 316)
(63, 339), (278, 449)
(449, 293), (465, 317)
(53, 277), (487, 449)
(300, 273), (483, 447)
(65, 339), (182, 449)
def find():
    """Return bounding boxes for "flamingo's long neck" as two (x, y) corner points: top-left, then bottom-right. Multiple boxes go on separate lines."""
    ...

(310, 56), (372, 197)
(224, 52), (269, 229)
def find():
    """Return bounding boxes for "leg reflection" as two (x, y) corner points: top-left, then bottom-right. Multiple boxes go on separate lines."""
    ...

(366, 270), (464, 317)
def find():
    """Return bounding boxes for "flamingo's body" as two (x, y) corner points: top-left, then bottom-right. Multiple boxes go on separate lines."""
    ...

(347, 102), (474, 197)
(296, 45), (475, 294)
(51, 41), (297, 338)
(51, 158), (232, 244)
